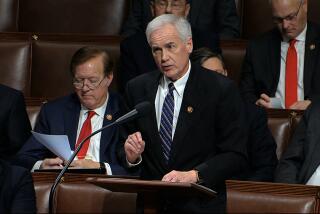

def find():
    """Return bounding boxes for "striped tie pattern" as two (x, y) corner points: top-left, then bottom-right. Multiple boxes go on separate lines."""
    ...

(159, 83), (175, 163)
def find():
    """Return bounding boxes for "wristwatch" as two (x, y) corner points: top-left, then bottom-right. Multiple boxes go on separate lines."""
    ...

(99, 162), (106, 174)
(194, 170), (204, 184)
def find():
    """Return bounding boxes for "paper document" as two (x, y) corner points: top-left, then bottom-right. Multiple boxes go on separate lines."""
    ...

(31, 131), (72, 160)
(270, 97), (283, 109)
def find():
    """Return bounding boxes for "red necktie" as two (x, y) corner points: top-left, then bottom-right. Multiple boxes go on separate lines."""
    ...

(285, 39), (298, 108)
(75, 111), (95, 159)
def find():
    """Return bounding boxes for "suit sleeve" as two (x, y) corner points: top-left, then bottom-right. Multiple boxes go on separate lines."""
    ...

(216, 0), (240, 39)
(7, 91), (31, 155)
(195, 79), (248, 188)
(14, 104), (53, 170)
(240, 43), (260, 103)
(10, 168), (36, 213)
(246, 105), (278, 182)
(274, 108), (309, 184)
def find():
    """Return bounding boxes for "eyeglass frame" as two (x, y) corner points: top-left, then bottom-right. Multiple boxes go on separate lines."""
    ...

(154, 0), (187, 10)
(272, 0), (303, 24)
(72, 75), (107, 90)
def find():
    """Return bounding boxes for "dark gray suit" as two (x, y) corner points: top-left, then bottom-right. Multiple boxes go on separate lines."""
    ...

(275, 99), (320, 184)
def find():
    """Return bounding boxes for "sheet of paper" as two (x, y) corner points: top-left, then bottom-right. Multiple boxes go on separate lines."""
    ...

(270, 97), (283, 109)
(31, 131), (72, 160)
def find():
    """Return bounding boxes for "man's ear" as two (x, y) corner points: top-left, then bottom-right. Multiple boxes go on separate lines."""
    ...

(186, 37), (193, 54)
(105, 73), (114, 87)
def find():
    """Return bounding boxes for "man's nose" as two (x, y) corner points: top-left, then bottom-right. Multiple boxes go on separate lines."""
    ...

(161, 50), (169, 61)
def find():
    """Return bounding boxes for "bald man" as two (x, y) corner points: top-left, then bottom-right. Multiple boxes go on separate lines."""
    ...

(240, 0), (320, 110)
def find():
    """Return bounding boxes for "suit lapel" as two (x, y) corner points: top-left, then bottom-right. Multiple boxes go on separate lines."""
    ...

(65, 94), (81, 151)
(169, 65), (203, 164)
(99, 93), (121, 161)
(269, 29), (282, 95)
(303, 23), (319, 98)
(143, 73), (165, 163)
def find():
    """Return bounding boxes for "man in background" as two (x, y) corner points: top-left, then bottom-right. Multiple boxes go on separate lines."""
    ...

(14, 47), (130, 175)
(0, 84), (31, 161)
(240, 0), (320, 110)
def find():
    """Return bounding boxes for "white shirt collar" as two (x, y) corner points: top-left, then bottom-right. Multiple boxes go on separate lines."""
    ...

(160, 60), (191, 97)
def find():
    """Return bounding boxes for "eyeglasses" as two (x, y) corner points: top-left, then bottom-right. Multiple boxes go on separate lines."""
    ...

(154, 0), (186, 10)
(272, 0), (303, 24)
(72, 76), (106, 90)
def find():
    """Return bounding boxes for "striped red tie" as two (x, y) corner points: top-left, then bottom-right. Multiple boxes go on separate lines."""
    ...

(285, 39), (298, 108)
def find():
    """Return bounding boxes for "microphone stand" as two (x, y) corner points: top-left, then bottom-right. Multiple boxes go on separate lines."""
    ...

(48, 121), (117, 214)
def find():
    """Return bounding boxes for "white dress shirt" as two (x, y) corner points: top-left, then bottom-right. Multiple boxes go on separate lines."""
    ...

(155, 61), (191, 137)
(275, 24), (307, 108)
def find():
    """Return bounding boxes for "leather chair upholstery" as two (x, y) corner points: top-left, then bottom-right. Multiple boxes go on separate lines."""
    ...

(220, 40), (247, 84)
(267, 109), (303, 159)
(18, 0), (129, 35)
(0, 33), (31, 95)
(30, 34), (122, 98)
(32, 173), (136, 213)
(0, 0), (19, 31)
(226, 180), (320, 213)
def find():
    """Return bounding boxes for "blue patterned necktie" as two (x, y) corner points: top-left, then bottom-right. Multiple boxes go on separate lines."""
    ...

(159, 82), (175, 163)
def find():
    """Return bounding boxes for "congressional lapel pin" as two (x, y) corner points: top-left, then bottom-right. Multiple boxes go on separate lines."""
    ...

(310, 44), (316, 50)
(106, 114), (112, 121)
(187, 106), (193, 113)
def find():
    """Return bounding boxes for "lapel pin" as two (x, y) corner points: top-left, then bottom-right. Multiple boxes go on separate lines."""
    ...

(310, 44), (316, 50)
(106, 114), (113, 121)
(187, 106), (193, 113)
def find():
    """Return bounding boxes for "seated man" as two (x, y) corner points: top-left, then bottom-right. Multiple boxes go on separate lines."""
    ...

(14, 47), (130, 175)
(0, 84), (31, 161)
(191, 47), (278, 182)
(118, 14), (248, 213)
(240, 0), (320, 110)
(118, 0), (221, 93)
(0, 159), (36, 213)
(275, 99), (320, 185)
(121, 0), (240, 39)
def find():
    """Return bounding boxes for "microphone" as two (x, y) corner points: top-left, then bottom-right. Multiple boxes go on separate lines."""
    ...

(48, 101), (151, 213)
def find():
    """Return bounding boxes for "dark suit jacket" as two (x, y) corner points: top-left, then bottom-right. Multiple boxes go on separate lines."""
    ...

(14, 92), (129, 175)
(275, 99), (320, 184)
(119, 63), (248, 212)
(121, 0), (240, 39)
(0, 160), (36, 213)
(0, 84), (31, 161)
(118, 30), (220, 93)
(240, 103), (278, 182)
(240, 22), (320, 104)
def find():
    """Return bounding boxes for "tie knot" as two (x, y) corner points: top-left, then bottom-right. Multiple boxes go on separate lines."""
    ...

(168, 83), (175, 93)
(289, 39), (297, 47)
(87, 111), (95, 120)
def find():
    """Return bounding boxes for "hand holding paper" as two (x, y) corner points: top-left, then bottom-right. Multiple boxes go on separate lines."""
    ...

(31, 131), (72, 160)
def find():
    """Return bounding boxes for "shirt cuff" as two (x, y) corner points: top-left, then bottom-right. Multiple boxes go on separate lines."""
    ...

(31, 160), (43, 172)
(104, 162), (112, 175)
(126, 156), (142, 167)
